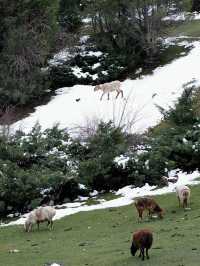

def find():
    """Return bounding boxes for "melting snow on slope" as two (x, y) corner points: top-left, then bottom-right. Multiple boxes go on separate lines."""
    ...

(13, 40), (200, 134)
(1, 170), (199, 227)
(163, 12), (200, 21)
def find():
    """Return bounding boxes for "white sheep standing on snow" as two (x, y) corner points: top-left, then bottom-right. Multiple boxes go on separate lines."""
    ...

(176, 185), (191, 209)
(24, 206), (56, 232)
(94, 80), (123, 100)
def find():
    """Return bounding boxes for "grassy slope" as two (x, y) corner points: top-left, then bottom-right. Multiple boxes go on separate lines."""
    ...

(167, 20), (200, 37)
(1, 19), (200, 266)
(1, 185), (200, 266)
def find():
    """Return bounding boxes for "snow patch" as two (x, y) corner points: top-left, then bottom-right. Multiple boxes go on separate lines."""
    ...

(12, 39), (200, 134)
(163, 12), (200, 22)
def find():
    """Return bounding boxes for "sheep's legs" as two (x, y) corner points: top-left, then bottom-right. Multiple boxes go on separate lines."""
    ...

(183, 198), (188, 209)
(177, 196), (180, 207)
(137, 209), (143, 223)
(100, 92), (106, 100)
(47, 220), (53, 230)
(107, 92), (110, 100)
(50, 221), (54, 230)
(148, 210), (153, 220)
(37, 221), (40, 230)
(146, 248), (149, 259)
(116, 90), (123, 99)
(140, 248), (145, 260)
(28, 224), (32, 233)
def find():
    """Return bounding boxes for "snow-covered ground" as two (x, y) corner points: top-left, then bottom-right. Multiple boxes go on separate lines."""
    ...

(163, 11), (200, 21)
(13, 39), (200, 134)
(1, 170), (199, 227)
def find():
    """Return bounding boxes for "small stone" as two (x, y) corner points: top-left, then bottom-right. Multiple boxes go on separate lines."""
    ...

(64, 227), (72, 231)
(9, 249), (20, 253)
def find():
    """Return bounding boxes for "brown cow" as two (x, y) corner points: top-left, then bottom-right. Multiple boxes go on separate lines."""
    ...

(130, 229), (153, 260)
(135, 197), (164, 221)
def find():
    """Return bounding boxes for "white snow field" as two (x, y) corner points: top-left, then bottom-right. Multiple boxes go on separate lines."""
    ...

(13, 40), (200, 134)
(1, 170), (199, 226)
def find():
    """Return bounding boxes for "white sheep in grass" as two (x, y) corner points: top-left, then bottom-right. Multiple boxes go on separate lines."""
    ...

(176, 185), (191, 209)
(24, 206), (56, 232)
(94, 80), (123, 100)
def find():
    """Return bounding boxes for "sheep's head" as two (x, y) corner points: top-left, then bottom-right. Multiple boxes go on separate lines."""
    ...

(130, 242), (138, 256)
(94, 85), (101, 91)
(24, 220), (31, 232)
(158, 208), (164, 219)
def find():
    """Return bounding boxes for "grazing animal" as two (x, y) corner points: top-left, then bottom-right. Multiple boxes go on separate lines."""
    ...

(160, 176), (169, 186)
(176, 185), (191, 208)
(24, 206), (56, 232)
(135, 197), (164, 221)
(130, 229), (153, 260)
(168, 176), (178, 183)
(94, 80), (123, 100)
(160, 175), (178, 186)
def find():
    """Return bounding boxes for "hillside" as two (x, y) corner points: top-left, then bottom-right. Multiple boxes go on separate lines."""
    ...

(12, 38), (200, 134)
(1, 2), (200, 265)
(1, 184), (200, 266)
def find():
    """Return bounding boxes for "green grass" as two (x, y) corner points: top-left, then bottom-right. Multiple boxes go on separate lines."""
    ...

(167, 20), (200, 37)
(84, 192), (120, 206)
(1, 185), (200, 266)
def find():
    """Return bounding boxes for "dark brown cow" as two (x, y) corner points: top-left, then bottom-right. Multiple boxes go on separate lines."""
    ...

(130, 229), (153, 260)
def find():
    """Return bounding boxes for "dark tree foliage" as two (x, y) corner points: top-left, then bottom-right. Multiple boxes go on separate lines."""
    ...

(76, 121), (129, 191)
(0, 0), (59, 109)
(59, 0), (82, 31)
(192, 0), (200, 11)
(145, 86), (200, 173)
(81, 0), (176, 68)
(0, 125), (80, 215)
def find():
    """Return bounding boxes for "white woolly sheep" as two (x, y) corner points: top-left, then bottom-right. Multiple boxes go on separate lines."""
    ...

(176, 185), (191, 209)
(94, 80), (123, 100)
(24, 206), (56, 232)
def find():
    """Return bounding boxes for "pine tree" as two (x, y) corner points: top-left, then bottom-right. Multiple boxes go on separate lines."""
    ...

(192, 0), (200, 12)
(0, 0), (59, 108)
(59, 0), (82, 31)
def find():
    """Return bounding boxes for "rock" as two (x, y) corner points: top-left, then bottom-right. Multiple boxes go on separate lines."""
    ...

(108, 208), (116, 212)
(64, 227), (72, 232)
(79, 242), (87, 246)
(9, 249), (20, 253)
(44, 263), (64, 266)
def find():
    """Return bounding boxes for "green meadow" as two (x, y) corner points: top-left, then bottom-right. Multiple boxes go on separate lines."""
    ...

(1, 185), (200, 266)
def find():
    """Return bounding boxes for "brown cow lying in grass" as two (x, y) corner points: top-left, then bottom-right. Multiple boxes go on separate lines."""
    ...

(176, 185), (191, 209)
(130, 229), (153, 260)
(135, 197), (164, 221)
